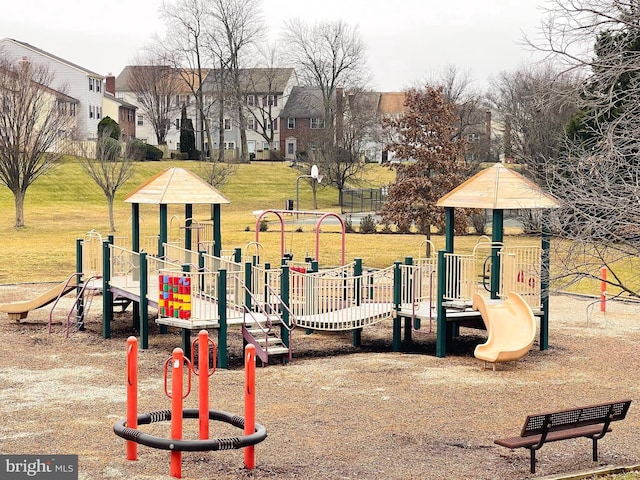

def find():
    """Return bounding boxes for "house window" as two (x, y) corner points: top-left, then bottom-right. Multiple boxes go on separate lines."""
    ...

(247, 95), (255, 106)
(467, 133), (480, 143)
(272, 118), (278, 131)
(70, 103), (76, 116)
(271, 142), (278, 150)
(224, 141), (236, 150)
(262, 95), (276, 107)
(224, 118), (232, 130)
(310, 118), (325, 129)
(89, 78), (93, 91)
(96, 106), (101, 119)
(137, 115), (144, 126)
(96, 80), (101, 93)
(287, 118), (296, 129)
(89, 105), (94, 118)
(263, 142), (270, 150)
(128, 110), (134, 122)
(175, 118), (181, 129)
(247, 117), (255, 130)
(287, 142), (295, 155)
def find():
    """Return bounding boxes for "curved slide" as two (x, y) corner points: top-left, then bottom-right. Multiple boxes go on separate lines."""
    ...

(0, 277), (79, 321)
(472, 291), (536, 369)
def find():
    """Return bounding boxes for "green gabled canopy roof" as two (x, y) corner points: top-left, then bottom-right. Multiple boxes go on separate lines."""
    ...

(125, 167), (231, 205)
(436, 163), (560, 210)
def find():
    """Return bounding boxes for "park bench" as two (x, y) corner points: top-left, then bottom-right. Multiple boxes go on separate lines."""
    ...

(494, 399), (632, 474)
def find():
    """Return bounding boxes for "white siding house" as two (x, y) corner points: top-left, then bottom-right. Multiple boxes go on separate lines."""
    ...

(0, 38), (104, 140)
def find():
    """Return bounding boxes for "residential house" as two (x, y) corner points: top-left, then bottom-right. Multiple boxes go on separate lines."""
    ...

(114, 66), (208, 152)
(278, 86), (327, 161)
(0, 38), (104, 140)
(200, 68), (297, 160)
(104, 75), (136, 141)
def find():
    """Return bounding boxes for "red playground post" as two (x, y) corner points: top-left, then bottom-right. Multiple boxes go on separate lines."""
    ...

(126, 336), (138, 461)
(600, 266), (607, 312)
(244, 344), (256, 469)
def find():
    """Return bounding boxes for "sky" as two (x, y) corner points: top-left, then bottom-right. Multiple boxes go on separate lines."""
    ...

(0, 0), (546, 92)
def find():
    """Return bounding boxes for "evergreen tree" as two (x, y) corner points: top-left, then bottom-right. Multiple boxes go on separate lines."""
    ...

(179, 105), (196, 159)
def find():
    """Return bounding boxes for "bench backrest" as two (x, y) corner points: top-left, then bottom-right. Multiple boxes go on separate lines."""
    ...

(521, 400), (632, 437)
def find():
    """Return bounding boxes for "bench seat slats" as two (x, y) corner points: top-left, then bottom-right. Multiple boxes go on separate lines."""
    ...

(495, 425), (612, 449)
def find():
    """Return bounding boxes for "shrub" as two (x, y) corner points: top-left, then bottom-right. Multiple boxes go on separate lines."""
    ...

(344, 215), (356, 233)
(359, 214), (378, 234)
(259, 219), (269, 232)
(144, 143), (163, 161)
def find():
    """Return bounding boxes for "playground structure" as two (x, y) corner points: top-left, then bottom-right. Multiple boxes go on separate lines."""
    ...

(1, 164), (562, 365)
(113, 332), (266, 478)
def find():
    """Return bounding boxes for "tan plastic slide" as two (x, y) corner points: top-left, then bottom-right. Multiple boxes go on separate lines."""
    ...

(472, 291), (536, 369)
(0, 277), (79, 321)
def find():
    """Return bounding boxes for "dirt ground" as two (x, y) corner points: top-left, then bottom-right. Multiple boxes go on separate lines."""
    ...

(0, 283), (639, 480)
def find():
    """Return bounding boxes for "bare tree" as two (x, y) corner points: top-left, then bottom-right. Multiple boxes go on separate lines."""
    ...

(127, 57), (180, 145)
(209, 0), (264, 163)
(0, 56), (76, 228)
(157, 0), (211, 158)
(529, 0), (640, 297)
(78, 128), (135, 232)
(282, 18), (368, 127)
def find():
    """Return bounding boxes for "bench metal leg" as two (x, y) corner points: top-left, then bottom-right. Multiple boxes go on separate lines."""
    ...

(530, 448), (536, 473)
(592, 438), (598, 461)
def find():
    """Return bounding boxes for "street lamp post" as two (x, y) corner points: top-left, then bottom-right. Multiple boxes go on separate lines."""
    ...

(295, 165), (322, 212)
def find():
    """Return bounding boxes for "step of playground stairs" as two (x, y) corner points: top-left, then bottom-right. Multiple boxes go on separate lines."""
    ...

(263, 345), (290, 356)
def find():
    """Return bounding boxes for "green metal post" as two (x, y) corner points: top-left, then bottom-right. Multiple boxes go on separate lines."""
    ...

(217, 269), (228, 368)
(392, 261), (402, 352)
(159, 204), (168, 257)
(353, 258), (362, 347)
(445, 207), (455, 253)
(280, 265), (290, 352)
(180, 264), (191, 356)
(540, 216), (551, 350)
(102, 239), (113, 339)
(244, 262), (253, 310)
(233, 247), (242, 263)
(213, 204), (222, 257)
(436, 250), (447, 357)
(132, 203), (140, 253)
(490, 209), (504, 299)
(75, 238), (84, 331)
(139, 252), (149, 349)
(310, 260), (318, 273)
(185, 204), (193, 251)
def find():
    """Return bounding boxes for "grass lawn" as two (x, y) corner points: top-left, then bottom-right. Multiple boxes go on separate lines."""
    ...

(0, 159), (619, 299)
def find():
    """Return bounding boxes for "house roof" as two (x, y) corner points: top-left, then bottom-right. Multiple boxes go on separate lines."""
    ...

(347, 91), (381, 113)
(279, 86), (325, 118)
(115, 66), (210, 94)
(125, 167), (231, 205)
(0, 64), (79, 103)
(200, 68), (296, 94)
(378, 92), (407, 115)
(436, 163), (560, 210)
(1, 38), (104, 78)
(103, 92), (136, 110)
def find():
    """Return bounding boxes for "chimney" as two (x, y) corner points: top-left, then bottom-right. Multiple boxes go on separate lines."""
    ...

(105, 74), (116, 95)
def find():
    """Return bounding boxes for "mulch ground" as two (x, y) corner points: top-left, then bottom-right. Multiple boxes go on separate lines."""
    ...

(0, 283), (639, 479)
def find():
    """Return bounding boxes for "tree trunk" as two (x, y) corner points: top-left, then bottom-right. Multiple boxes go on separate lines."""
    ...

(13, 189), (25, 228)
(108, 197), (116, 233)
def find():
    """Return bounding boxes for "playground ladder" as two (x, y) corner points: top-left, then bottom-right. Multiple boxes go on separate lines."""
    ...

(241, 283), (293, 365)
